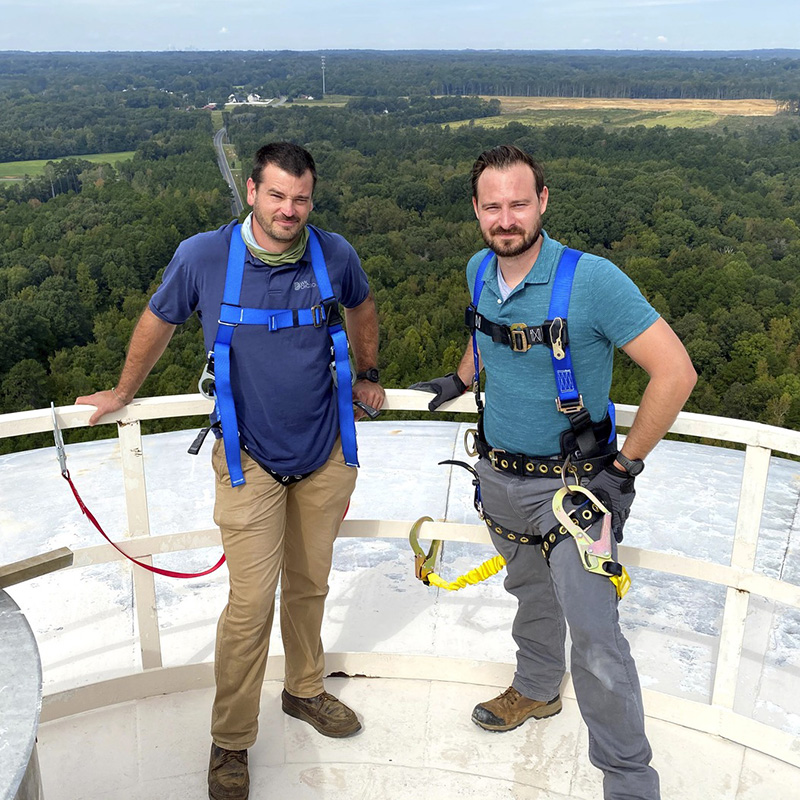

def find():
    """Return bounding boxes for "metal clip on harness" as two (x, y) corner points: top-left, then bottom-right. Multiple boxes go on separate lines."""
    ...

(551, 484), (631, 599)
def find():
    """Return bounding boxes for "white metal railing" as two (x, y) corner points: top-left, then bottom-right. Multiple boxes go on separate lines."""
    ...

(2, 391), (800, 769)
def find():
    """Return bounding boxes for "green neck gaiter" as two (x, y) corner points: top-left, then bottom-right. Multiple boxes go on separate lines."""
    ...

(241, 213), (309, 266)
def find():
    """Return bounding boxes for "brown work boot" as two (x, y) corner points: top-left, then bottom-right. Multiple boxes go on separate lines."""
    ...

(208, 743), (249, 800)
(281, 689), (362, 737)
(472, 686), (562, 732)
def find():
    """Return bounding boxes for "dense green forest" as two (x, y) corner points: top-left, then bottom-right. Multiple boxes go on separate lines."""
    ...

(2, 52), (800, 453)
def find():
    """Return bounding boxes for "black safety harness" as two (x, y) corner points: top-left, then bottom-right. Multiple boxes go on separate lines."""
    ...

(462, 246), (619, 563)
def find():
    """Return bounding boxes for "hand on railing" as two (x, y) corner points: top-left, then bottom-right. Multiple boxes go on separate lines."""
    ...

(75, 388), (129, 426)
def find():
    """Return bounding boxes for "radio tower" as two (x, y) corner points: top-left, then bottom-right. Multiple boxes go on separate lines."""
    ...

(321, 55), (326, 97)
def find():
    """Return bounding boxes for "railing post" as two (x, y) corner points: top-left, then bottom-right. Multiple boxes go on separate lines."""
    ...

(711, 444), (771, 709)
(117, 419), (163, 670)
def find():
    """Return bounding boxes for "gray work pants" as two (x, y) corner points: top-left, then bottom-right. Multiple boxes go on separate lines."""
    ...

(476, 458), (660, 800)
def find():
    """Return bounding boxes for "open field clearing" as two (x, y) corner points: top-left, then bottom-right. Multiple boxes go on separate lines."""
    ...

(489, 96), (779, 115)
(445, 95), (780, 130)
(0, 151), (136, 181)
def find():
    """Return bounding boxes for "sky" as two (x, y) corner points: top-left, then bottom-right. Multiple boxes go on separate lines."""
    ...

(0, 0), (799, 53)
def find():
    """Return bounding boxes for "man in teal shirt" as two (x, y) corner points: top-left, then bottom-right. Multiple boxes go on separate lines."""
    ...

(412, 145), (696, 800)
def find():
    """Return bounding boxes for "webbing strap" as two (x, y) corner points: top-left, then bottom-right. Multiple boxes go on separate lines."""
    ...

(215, 228), (247, 486)
(307, 228), (358, 467)
(219, 304), (326, 329)
(470, 250), (495, 411)
(546, 247), (581, 405)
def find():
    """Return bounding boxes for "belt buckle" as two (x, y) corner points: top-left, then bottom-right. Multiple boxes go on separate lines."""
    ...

(311, 305), (324, 327)
(488, 448), (513, 471)
(509, 323), (531, 353)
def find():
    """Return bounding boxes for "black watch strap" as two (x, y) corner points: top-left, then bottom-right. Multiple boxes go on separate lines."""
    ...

(357, 368), (380, 383)
(616, 452), (645, 476)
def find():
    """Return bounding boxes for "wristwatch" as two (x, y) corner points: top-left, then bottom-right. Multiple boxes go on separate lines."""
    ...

(356, 368), (380, 383)
(615, 452), (645, 476)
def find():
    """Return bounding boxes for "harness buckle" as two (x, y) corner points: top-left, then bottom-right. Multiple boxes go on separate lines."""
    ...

(488, 448), (516, 472)
(509, 322), (531, 353)
(218, 304), (242, 327)
(556, 395), (585, 415)
(549, 318), (566, 360)
(311, 305), (324, 327)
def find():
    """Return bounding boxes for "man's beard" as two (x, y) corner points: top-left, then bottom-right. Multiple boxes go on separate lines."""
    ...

(253, 209), (303, 244)
(482, 223), (542, 258)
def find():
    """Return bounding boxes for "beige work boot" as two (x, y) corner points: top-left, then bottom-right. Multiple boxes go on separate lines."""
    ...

(282, 689), (362, 737)
(208, 743), (249, 800)
(472, 686), (562, 732)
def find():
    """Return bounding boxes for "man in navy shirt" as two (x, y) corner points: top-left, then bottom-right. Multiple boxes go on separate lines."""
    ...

(77, 142), (385, 800)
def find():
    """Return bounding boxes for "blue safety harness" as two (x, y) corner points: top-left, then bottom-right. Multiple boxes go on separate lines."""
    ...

(469, 246), (615, 458)
(206, 223), (358, 487)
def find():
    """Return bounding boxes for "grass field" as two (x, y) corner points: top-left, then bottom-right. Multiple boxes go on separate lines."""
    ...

(0, 151), (136, 181)
(446, 96), (779, 131)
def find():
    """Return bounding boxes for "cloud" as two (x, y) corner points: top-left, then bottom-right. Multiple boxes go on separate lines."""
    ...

(657, 34), (668, 41)
(219, 26), (228, 34)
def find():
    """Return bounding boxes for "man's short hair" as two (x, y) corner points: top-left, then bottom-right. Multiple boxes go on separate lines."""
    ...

(251, 141), (317, 189)
(471, 145), (545, 199)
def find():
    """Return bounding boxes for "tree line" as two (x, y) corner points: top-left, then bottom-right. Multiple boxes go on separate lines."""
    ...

(2, 51), (800, 114)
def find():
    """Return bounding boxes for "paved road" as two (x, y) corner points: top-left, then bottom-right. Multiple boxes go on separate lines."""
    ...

(213, 127), (244, 217)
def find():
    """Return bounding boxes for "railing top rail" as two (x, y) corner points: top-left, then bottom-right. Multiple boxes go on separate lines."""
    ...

(2, 392), (800, 457)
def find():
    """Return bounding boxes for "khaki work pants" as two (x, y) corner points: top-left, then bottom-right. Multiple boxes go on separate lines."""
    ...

(210, 437), (357, 750)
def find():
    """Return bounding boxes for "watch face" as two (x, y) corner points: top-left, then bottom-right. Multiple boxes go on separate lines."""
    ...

(360, 368), (380, 382)
(625, 457), (645, 476)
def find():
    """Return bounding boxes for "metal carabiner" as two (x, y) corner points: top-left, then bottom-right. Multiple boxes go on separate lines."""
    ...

(51, 402), (69, 478)
(409, 516), (442, 585)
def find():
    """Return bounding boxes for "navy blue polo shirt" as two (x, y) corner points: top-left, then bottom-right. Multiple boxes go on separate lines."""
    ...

(467, 231), (659, 457)
(149, 220), (370, 475)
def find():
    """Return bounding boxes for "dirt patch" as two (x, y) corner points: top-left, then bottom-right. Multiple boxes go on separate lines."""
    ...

(482, 96), (778, 117)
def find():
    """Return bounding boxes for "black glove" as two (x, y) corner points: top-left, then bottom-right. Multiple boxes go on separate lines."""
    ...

(585, 464), (636, 542)
(408, 372), (468, 411)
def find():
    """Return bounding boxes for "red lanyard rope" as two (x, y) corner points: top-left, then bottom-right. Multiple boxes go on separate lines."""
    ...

(62, 470), (350, 579)
(62, 470), (227, 578)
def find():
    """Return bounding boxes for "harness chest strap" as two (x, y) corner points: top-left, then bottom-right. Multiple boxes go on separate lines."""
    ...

(209, 224), (358, 487)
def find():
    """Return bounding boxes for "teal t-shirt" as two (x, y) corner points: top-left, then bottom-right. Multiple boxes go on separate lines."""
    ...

(466, 231), (660, 457)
